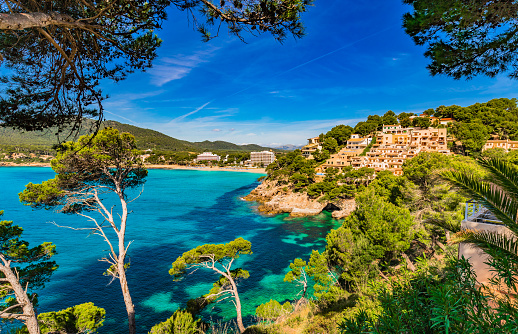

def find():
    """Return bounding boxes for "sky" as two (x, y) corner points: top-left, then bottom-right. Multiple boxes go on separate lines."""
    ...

(100, 0), (518, 147)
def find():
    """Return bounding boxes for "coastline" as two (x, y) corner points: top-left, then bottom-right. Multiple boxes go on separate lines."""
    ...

(0, 162), (266, 174)
(145, 164), (266, 174)
(0, 162), (52, 167)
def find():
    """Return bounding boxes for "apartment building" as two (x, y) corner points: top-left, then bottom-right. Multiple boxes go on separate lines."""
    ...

(301, 136), (322, 158)
(483, 139), (518, 152)
(322, 126), (450, 175)
(346, 135), (372, 150)
(376, 127), (448, 152)
(250, 151), (276, 166)
(317, 135), (372, 173)
(408, 114), (456, 125)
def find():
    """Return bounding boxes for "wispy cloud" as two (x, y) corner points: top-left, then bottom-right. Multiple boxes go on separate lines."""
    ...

(148, 49), (217, 87)
(140, 111), (365, 147)
(172, 101), (212, 121)
(103, 90), (166, 125)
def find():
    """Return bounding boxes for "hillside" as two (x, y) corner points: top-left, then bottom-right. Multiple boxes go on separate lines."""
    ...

(0, 119), (273, 152)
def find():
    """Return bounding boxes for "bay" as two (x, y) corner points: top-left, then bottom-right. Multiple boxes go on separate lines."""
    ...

(0, 167), (340, 333)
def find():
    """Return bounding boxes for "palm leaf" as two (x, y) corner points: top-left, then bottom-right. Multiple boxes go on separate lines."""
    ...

(450, 229), (518, 265)
(442, 170), (518, 233)
(425, 217), (461, 233)
(478, 158), (518, 202)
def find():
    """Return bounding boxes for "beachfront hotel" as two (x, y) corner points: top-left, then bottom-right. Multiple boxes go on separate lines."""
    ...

(196, 152), (221, 162)
(250, 151), (276, 166)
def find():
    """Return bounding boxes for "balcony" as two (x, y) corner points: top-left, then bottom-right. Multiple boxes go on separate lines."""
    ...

(460, 200), (510, 286)
(464, 200), (501, 224)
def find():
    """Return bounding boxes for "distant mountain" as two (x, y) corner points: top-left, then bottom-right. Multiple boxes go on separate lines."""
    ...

(273, 144), (303, 151)
(0, 119), (273, 152)
(192, 140), (269, 152)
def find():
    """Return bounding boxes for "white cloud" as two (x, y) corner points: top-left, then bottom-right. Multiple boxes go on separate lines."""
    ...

(103, 90), (166, 125)
(148, 49), (217, 87)
(149, 66), (192, 86)
(139, 112), (365, 147)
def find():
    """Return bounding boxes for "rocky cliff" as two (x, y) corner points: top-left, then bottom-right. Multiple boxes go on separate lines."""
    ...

(244, 180), (355, 219)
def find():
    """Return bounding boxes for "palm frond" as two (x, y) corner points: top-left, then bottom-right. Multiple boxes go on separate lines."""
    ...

(443, 170), (518, 232)
(425, 217), (461, 233)
(479, 157), (518, 202)
(450, 229), (518, 265)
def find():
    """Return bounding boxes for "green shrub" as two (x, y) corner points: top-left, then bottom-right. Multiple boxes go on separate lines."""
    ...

(255, 300), (292, 321)
(36, 302), (105, 334)
(149, 310), (201, 334)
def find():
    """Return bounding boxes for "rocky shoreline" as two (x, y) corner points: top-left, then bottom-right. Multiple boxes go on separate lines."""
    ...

(244, 179), (355, 219)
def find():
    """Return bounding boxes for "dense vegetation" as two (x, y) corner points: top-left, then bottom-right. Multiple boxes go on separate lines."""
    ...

(6, 98), (518, 333)
(247, 151), (518, 333)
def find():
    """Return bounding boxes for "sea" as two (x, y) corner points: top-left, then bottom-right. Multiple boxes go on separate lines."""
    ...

(0, 167), (341, 333)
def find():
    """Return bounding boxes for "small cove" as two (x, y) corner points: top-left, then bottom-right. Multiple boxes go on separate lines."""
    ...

(0, 167), (342, 333)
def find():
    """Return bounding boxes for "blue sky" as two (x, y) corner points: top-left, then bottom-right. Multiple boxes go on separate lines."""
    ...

(101, 1), (518, 147)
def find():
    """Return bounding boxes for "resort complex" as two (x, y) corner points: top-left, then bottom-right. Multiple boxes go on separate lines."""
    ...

(308, 124), (452, 175)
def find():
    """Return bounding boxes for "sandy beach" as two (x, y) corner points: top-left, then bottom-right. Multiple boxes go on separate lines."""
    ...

(0, 162), (52, 167)
(145, 164), (267, 174)
(0, 162), (267, 174)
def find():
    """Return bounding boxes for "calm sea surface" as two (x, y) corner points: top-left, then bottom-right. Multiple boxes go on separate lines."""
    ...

(0, 167), (340, 333)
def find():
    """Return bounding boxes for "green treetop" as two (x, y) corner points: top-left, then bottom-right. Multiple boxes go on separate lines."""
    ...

(19, 127), (147, 334)
(170, 237), (252, 333)
(0, 211), (57, 334)
(403, 0), (518, 80)
(0, 0), (312, 133)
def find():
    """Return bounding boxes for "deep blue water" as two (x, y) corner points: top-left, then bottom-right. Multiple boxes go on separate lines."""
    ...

(0, 167), (341, 333)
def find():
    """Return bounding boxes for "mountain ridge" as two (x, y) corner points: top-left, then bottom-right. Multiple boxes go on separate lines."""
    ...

(0, 119), (275, 152)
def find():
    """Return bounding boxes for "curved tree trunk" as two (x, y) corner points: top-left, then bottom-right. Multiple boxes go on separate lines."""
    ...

(118, 260), (136, 334)
(0, 260), (40, 334)
(117, 189), (136, 334)
(228, 277), (245, 333)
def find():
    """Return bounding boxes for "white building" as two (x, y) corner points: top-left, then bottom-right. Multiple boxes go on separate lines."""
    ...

(196, 152), (220, 162)
(250, 151), (275, 166)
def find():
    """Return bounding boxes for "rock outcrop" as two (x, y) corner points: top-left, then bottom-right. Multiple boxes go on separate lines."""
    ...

(244, 180), (356, 219)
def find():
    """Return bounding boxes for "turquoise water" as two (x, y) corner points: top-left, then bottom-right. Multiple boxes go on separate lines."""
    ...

(0, 167), (341, 333)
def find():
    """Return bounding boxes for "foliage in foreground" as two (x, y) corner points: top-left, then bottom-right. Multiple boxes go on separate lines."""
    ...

(340, 257), (518, 333)
(0, 211), (57, 332)
(169, 238), (252, 333)
(255, 300), (292, 321)
(149, 310), (201, 334)
(18, 303), (105, 334)
(18, 127), (147, 334)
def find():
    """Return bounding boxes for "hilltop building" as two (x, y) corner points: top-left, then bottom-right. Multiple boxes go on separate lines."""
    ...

(408, 114), (456, 125)
(352, 127), (450, 175)
(196, 152), (220, 162)
(301, 137), (322, 159)
(483, 139), (518, 152)
(315, 126), (451, 175)
(250, 151), (276, 166)
(317, 135), (372, 173)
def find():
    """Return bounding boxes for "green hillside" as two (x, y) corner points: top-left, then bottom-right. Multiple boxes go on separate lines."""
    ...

(192, 140), (268, 152)
(0, 119), (272, 152)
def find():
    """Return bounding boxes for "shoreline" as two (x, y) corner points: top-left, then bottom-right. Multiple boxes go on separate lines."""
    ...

(0, 162), (266, 174)
(145, 164), (266, 174)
